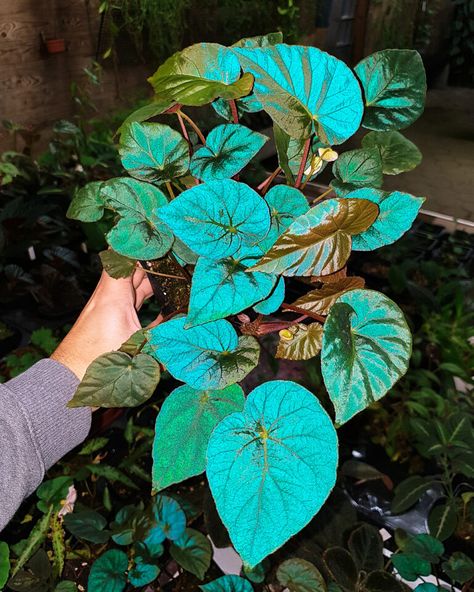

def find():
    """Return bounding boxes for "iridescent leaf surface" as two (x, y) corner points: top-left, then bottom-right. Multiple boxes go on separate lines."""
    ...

(355, 49), (427, 131)
(200, 575), (254, 592)
(170, 528), (212, 579)
(251, 198), (378, 276)
(361, 130), (422, 175)
(331, 148), (383, 196)
(253, 276), (285, 314)
(152, 384), (245, 491)
(120, 122), (189, 184)
(88, 550), (128, 592)
(67, 182), (104, 222)
(288, 276), (365, 315)
(276, 323), (323, 360)
(147, 316), (260, 390)
(234, 44), (363, 143)
(321, 289), (411, 424)
(190, 124), (268, 181)
(145, 496), (186, 544)
(344, 188), (424, 250)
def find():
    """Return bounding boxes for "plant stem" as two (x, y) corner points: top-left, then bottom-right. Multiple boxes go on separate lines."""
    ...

(229, 99), (239, 123)
(282, 302), (326, 323)
(177, 109), (206, 144)
(165, 181), (175, 200)
(295, 136), (312, 189)
(310, 186), (333, 204)
(258, 166), (282, 196)
(139, 267), (187, 280)
(176, 111), (192, 155)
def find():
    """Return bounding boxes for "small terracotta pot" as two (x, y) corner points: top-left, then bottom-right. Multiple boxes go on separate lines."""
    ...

(46, 38), (66, 54)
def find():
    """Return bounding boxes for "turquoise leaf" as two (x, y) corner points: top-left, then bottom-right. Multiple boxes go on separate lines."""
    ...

(190, 124), (268, 181)
(331, 148), (383, 196)
(321, 289), (412, 424)
(207, 380), (338, 566)
(128, 562), (159, 587)
(200, 575), (254, 592)
(187, 256), (276, 326)
(234, 44), (363, 143)
(145, 495), (186, 544)
(156, 179), (271, 260)
(254, 276), (285, 314)
(119, 122), (189, 184)
(344, 188), (425, 250)
(147, 316), (260, 390)
(88, 550), (128, 592)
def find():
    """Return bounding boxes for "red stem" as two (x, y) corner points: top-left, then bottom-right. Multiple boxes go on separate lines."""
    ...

(258, 166), (282, 196)
(282, 303), (326, 323)
(176, 111), (192, 156)
(294, 136), (312, 189)
(229, 99), (239, 124)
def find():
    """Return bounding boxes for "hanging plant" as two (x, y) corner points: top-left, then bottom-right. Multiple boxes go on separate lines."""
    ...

(67, 33), (427, 569)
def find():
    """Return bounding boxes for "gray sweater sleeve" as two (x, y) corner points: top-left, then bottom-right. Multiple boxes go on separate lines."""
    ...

(0, 359), (91, 531)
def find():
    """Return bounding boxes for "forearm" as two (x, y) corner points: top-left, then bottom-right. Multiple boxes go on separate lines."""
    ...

(0, 359), (91, 531)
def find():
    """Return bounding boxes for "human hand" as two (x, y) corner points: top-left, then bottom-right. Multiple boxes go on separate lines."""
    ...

(51, 268), (154, 380)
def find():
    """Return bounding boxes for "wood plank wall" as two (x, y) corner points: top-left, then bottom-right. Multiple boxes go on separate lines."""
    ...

(0, 0), (150, 151)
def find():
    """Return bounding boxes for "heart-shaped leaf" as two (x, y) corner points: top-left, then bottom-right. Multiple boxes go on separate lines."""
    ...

(288, 277), (365, 315)
(149, 43), (253, 106)
(234, 44), (363, 143)
(187, 256), (276, 326)
(322, 288), (411, 424)
(190, 124), (268, 181)
(36, 476), (73, 513)
(277, 558), (326, 592)
(67, 182), (105, 222)
(119, 122), (189, 184)
(343, 188), (424, 251)
(355, 49), (426, 131)
(128, 562), (159, 587)
(254, 276), (285, 314)
(157, 179), (271, 260)
(207, 380), (338, 566)
(145, 496), (186, 544)
(64, 510), (110, 544)
(442, 551), (474, 584)
(88, 550), (128, 592)
(200, 575), (254, 592)
(392, 553), (431, 581)
(323, 547), (358, 592)
(68, 352), (160, 408)
(331, 148), (383, 196)
(348, 524), (384, 572)
(147, 316), (260, 390)
(152, 384), (245, 491)
(99, 250), (136, 279)
(170, 528), (212, 579)
(276, 322), (323, 360)
(251, 198), (378, 276)
(361, 131), (422, 174)
(405, 534), (444, 563)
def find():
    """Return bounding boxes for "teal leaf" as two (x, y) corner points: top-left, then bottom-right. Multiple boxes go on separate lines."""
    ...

(88, 550), (128, 592)
(190, 124), (268, 181)
(234, 44), (363, 143)
(233, 32), (284, 48)
(119, 122), (189, 184)
(156, 179), (271, 260)
(391, 553), (431, 581)
(63, 510), (110, 544)
(152, 384), (245, 491)
(147, 316), (260, 390)
(355, 49), (427, 131)
(128, 562), (159, 587)
(321, 289), (411, 424)
(67, 182), (104, 222)
(344, 188), (424, 250)
(207, 380), (338, 566)
(110, 504), (149, 546)
(361, 131), (422, 175)
(405, 534), (444, 563)
(200, 575), (254, 592)
(170, 528), (212, 579)
(413, 584), (439, 592)
(187, 256), (276, 326)
(145, 496), (186, 544)
(331, 148), (383, 196)
(254, 276), (285, 314)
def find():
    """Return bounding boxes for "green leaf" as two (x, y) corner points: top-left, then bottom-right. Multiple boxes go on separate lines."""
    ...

(233, 32), (284, 48)
(157, 179), (271, 260)
(322, 289), (411, 424)
(170, 528), (212, 579)
(190, 124), (268, 181)
(200, 575), (254, 592)
(364, 571), (406, 592)
(323, 547), (358, 592)
(207, 380), (338, 566)
(361, 131), (422, 175)
(68, 352), (160, 408)
(110, 504), (149, 546)
(234, 45), (363, 143)
(442, 551), (474, 584)
(145, 495), (186, 544)
(276, 322), (323, 360)
(288, 277), (365, 315)
(344, 188), (424, 251)
(119, 122), (189, 184)
(86, 464), (139, 490)
(67, 182), (105, 222)
(128, 562), (159, 587)
(274, 122), (295, 183)
(254, 276), (285, 314)
(251, 198), (378, 276)
(355, 49), (426, 131)
(391, 476), (435, 513)
(78, 437), (109, 455)
(0, 541), (10, 589)
(187, 256), (276, 326)
(119, 330), (148, 356)
(11, 506), (53, 577)
(243, 561), (267, 583)
(88, 550), (128, 592)
(36, 476), (72, 513)
(99, 250), (136, 279)
(392, 553), (431, 581)
(152, 384), (245, 491)
(64, 510), (110, 544)
(347, 524), (384, 572)
(149, 43), (253, 106)
(117, 97), (174, 136)
(54, 582), (77, 592)
(428, 502), (457, 541)
(331, 149), (383, 196)
(147, 316), (259, 390)
(102, 178), (174, 259)
(51, 513), (65, 578)
(405, 534), (444, 563)
(277, 558), (326, 592)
